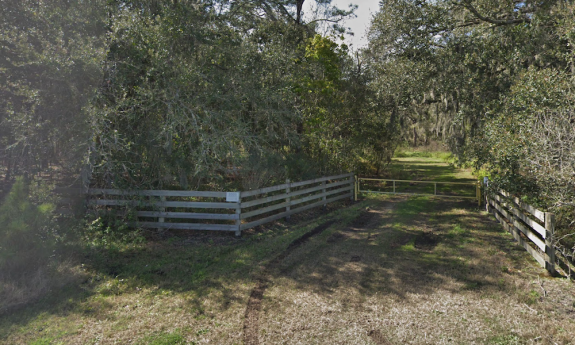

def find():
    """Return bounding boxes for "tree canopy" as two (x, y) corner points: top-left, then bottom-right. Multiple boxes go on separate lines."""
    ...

(1, 0), (393, 191)
(367, 0), (575, 242)
(2, 0), (574, 237)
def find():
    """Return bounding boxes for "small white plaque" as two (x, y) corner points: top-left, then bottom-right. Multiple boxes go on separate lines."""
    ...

(226, 192), (240, 202)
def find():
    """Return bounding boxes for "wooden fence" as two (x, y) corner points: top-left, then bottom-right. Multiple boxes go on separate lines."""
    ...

(357, 177), (481, 205)
(88, 173), (355, 236)
(487, 189), (557, 274)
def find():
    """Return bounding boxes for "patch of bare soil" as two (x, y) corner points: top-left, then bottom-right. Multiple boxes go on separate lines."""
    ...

(243, 205), (392, 345)
(414, 232), (439, 251)
(350, 255), (362, 262)
(243, 220), (336, 345)
(347, 209), (376, 231)
(390, 234), (413, 249)
(326, 232), (348, 243)
(368, 329), (393, 345)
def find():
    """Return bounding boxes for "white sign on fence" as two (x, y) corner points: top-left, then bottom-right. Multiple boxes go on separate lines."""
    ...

(226, 192), (240, 202)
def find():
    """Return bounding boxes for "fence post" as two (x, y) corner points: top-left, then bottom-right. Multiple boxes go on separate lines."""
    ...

(354, 175), (358, 201)
(476, 182), (481, 207)
(158, 196), (166, 232)
(544, 212), (556, 275)
(393, 180), (396, 194)
(234, 192), (242, 237)
(434, 183), (437, 195)
(286, 179), (292, 220)
(321, 179), (327, 208)
(349, 174), (354, 201)
(484, 177), (490, 213)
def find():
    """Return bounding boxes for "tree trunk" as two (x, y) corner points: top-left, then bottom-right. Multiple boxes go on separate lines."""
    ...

(296, 0), (305, 24)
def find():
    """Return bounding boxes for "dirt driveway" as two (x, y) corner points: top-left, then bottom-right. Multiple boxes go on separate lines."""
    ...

(243, 196), (575, 345)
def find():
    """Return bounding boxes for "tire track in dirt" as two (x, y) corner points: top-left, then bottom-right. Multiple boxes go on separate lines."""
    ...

(243, 220), (336, 345)
(242, 203), (394, 345)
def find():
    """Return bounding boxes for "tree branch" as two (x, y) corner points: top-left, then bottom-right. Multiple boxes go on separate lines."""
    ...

(306, 17), (346, 25)
(463, 0), (530, 25)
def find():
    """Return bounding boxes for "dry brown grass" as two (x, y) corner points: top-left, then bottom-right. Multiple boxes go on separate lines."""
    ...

(0, 260), (82, 315)
(255, 197), (575, 345)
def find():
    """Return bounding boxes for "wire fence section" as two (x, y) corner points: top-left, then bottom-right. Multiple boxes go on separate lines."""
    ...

(357, 178), (480, 204)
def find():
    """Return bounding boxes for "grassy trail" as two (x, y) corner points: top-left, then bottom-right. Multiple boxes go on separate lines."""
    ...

(1, 156), (574, 344)
(252, 195), (575, 344)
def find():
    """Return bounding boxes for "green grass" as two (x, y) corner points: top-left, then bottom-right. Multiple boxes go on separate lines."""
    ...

(486, 334), (521, 345)
(361, 151), (478, 198)
(144, 331), (188, 345)
(394, 149), (453, 162)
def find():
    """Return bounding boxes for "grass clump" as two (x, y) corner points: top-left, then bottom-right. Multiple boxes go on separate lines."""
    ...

(144, 331), (188, 345)
(394, 148), (454, 163)
(486, 334), (521, 345)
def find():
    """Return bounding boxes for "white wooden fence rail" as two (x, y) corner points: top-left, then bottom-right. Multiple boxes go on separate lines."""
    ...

(87, 173), (355, 236)
(487, 189), (556, 274)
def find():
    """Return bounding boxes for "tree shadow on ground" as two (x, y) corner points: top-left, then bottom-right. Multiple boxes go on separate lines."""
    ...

(0, 201), (357, 335)
(263, 196), (541, 302)
(388, 159), (475, 183)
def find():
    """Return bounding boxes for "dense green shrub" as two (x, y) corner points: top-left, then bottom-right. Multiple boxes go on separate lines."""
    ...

(0, 177), (57, 310)
(0, 178), (55, 275)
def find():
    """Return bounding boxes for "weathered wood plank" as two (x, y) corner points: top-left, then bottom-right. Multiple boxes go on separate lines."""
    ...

(138, 222), (236, 231)
(89, 189), (227, 198)
(241, 183), (291, 198)
(555, 250), (575, 279)
(240, 192), (352, 231)
(137, 211), (238, 220)
(289, 191), (325, 207)
(512, 217), (546, 251)
(289, 173), (353, 188)
(490, 198), (513, 223)
(242, 182), (351, 208)
(89, 199), (237, 209)
(240, 210), (289, 230)
(242, 173), (351, 198)
(493, 211), (545, 267)
(289, 179), (350, 198)
(292, 191), (352, 214)
(241, 201), (290, 220)
(545, 212), (556, 274)
(509, 207), (546, 238)
(241, 191), (292, 208)
(514, 197), (545, 222)
(290, 185), (352, 206)
(498, 190), (545, 222)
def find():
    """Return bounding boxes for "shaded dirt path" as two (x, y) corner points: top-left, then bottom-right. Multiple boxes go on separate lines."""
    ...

(242, 206), (386, 345)
(243, 220), (337, 345)
(245, 196), (575, 344)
